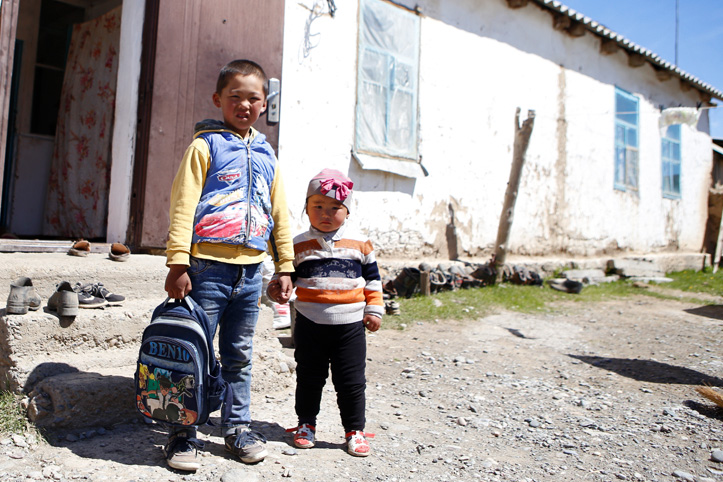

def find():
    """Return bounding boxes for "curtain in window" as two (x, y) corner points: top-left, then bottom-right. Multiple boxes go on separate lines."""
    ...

(356, 0), (419, 160)
(43, 7), (121, 238)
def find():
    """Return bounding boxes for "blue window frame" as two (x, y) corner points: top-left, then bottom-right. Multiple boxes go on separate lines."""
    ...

(355, 0), (420, 161)
(661, 125), (681, 198)
(614, 87), (639, 191)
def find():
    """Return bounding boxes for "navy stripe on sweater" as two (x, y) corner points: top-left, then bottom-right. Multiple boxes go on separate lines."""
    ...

(296, 258), (362, 280)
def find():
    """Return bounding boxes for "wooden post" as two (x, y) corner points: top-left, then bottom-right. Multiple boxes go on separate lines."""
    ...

(713, 213), (723, 273)
(419, 271), (431, 296)
(494, 108), (536, 283)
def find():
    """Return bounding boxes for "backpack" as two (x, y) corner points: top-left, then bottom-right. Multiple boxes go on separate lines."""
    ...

(134, 297), (230, 427)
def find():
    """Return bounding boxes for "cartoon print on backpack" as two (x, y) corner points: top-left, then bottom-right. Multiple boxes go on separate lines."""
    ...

(137, 364), (199, 426)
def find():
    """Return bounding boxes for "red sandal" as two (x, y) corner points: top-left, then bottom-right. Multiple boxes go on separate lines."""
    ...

(345, 430), (374, 457)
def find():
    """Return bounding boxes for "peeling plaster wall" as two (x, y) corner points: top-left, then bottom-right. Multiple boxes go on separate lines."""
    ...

(277, 0), (714, 258)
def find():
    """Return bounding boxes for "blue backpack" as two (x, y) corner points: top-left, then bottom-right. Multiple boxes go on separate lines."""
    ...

(134, 297), (230, 427)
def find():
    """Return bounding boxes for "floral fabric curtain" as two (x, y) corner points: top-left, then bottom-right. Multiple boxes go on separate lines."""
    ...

(43, 7), (121, 238)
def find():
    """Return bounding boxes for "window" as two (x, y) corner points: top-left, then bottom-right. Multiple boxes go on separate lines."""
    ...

(661, 124), (681, 198)
(355, 0), (420, 163)
(614, 87), (639, 191)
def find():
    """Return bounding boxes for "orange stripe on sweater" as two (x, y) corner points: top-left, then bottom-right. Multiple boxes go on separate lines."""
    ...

(364, 290), (384, 307)
(295, 287), (366, 304)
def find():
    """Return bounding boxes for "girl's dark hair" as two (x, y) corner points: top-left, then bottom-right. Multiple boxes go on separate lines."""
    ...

(216, 59), (269, 96)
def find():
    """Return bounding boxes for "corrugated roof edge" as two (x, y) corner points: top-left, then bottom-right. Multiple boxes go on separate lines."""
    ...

(531, 0), (723, 102)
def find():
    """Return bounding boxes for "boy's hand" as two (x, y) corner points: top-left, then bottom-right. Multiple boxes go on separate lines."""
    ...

(363, 314), (381, 332)
(165, 264), (192, 299)
(276, 273), (293, 304)
(266, 278), (283, 303)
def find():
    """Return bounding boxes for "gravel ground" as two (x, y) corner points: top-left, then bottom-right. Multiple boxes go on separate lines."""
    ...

(1, 292), (723, 482)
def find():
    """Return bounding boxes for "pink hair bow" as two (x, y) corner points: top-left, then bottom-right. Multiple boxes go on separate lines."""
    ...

(319, 178), (353, 201)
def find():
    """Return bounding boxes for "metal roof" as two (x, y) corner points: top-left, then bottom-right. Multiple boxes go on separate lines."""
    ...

(530, 0), (723, 102)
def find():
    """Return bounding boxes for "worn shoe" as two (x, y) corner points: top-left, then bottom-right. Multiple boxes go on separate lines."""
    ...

(287, 423), (315, 449)
(6, 277), (41, 314)
(164, 430), (202, 472)
(68, 239), (91, 257)
(225, 427), (268, 463)
(86, 282), (125, 305)
(73, 283), (107, 308)
(47, 281), (79, 317)
(385, 300), (400, 316)
(109, 242), (130, 262)
(346, 430), (374, 457)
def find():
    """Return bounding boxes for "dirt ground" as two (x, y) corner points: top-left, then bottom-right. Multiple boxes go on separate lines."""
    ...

(1, 290), (723, 482)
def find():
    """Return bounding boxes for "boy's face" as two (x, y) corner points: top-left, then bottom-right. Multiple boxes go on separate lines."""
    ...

(213, 73), (267, 137)
(307, 194), (348, 233)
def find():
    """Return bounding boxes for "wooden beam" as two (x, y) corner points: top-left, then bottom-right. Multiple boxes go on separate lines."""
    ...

(654, 67), (672, 82)
(600, 38), (620, 55)
(627, 52), (646, 67)
(567, 21), (586, 37)
(505, 0), (530, 8)
(553, 14), (570, 31)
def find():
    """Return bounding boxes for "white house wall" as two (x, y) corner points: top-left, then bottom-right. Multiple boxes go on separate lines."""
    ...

(277, 0), (713, 257)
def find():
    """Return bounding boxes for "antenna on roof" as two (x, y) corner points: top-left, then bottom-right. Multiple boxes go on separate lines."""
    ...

(675, 0), (679, 65)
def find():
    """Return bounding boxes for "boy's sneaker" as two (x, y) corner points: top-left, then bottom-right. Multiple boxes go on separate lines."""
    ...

(345, 430), (374, 457)
(225, 426), (268, 463)
(72, 283), (107, 308)
(88, 282), (125, 304)
(164, 431), (202, 471)
(287, 423), (315, 449)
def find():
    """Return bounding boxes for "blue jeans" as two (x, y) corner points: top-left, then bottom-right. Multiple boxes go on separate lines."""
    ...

(186, 256), (263, 430)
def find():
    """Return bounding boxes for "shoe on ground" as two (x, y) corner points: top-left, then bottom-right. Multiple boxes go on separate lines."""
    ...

(287, 423), (315, 449)
(225, 427), (268, 463)
(68, 239), (91, 257)
(346, 430), (374, 457)
(47, 281), (79, 317)
(6, 277), (41, 314)
(87, 282), (125, 304)
(164, 430), (202, 472)
(109, 242), (130, 262)
(385, 300), (400, 316)
(73, 283), (108, 308)
(547, 278), (583, 294)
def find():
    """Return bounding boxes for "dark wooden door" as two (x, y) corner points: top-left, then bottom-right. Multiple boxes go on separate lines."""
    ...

(131, 0), (285, 249)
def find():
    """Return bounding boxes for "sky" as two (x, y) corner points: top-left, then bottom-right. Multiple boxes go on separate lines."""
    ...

(560, 0), (723, 139)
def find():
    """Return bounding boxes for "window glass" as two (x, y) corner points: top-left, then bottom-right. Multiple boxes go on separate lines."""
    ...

(662, 124), (682, 198)
(356, 0), (420, 160)
(614, 88), (639, 191)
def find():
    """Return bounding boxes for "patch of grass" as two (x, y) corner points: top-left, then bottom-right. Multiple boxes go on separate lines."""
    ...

(0, 390), (29, 436)
(662, 268), (723, 296)
(382, 269), (723, 330)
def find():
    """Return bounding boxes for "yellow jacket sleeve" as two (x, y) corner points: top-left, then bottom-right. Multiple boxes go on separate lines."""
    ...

(166, 139), (210, 266)
(268, 165), (296, 273)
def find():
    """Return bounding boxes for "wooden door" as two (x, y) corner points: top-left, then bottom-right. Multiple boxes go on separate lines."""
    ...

(131, 0), (285, 249)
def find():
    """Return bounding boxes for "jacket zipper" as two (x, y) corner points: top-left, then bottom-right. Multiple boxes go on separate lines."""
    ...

(245, 137), (253, 243)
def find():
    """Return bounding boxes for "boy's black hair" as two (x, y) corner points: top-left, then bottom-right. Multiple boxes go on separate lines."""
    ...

(216, 59), (269, 97)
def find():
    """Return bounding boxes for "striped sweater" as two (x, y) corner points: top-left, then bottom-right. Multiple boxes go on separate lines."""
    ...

(292, 222), (384, 325)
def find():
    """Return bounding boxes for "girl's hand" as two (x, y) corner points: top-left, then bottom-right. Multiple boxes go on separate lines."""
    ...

(363, 314), (381, 332)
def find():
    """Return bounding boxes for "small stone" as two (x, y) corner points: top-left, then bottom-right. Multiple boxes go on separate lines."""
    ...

(711, 450), (723, 463)
(457, 417), (467, 426)
(11, 435), (27, 448)
(672, 469), (695, 482)
(282, 447), (297, 456)
(65, 433), (79, 442)
(528, 420), (540, 428)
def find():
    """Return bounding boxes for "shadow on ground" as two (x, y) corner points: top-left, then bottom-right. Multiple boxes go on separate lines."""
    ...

(569, 355), (723, 387)
(684, 305), (723, 321)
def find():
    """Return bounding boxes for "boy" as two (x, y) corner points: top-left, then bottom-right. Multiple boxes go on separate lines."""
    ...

(269, 169), (383, 457)
(164, 59), (294, 471)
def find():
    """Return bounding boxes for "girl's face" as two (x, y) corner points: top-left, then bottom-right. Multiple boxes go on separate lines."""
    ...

(306, 194), (348, 232)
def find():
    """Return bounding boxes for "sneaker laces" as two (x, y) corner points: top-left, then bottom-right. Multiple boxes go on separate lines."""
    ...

(232, 429), (267, 449)
(166, 432), (204, 455)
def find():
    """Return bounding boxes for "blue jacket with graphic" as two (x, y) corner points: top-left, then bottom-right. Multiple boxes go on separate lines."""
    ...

(191, 120), (276, 252)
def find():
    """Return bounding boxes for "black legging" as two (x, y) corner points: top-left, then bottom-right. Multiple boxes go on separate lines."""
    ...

(293, 312), (367, 432)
